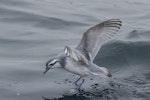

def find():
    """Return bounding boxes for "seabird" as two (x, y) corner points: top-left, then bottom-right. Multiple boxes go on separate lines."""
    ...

(44, 19), (122, 90)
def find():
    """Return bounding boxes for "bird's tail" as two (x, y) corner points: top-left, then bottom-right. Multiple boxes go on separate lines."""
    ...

(100, 67), (112, 77)
(89, 64), (112, 78)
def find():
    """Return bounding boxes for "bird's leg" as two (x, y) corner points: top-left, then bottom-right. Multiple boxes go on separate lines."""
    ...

(73, 76), (82, 86)
(73, 76), (85, 91)
(76, 78), (85, 91)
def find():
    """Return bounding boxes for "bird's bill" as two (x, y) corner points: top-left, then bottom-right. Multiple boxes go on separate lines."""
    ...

(43, 67), (50, 74)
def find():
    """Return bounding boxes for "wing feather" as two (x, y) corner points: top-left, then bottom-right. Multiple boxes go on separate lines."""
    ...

(76, 19), (122, 61)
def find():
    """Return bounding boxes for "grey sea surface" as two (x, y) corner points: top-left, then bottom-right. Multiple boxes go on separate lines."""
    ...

(0, 0), (150, 100)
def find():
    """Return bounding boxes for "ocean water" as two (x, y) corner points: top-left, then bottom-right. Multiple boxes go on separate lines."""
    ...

(0, 0), (150, 100)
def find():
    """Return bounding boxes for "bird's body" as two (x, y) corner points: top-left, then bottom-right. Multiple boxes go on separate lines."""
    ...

(65, 57), (89, 76)
(44, 19), (122, 90)
(57, 53), (110, 77)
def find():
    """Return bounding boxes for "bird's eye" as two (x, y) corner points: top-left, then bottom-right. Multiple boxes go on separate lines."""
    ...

(50, 63), (54, 66)
(50, 62), (56, 66)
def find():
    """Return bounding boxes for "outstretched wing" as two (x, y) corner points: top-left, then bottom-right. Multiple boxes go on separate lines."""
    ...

(76, 19), (122, 61)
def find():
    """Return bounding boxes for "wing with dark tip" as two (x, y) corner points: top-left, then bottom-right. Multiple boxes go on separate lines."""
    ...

(76, 19), (122, 61)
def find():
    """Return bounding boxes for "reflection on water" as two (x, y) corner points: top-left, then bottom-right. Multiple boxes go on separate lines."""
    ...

(0, 0), (150, 100)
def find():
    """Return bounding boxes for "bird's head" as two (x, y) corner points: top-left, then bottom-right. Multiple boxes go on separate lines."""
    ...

(43, 46), (76, 74)
(43, 57), (61, 74)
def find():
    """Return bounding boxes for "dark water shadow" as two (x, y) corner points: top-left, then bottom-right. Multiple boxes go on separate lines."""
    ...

(41, 78), (137, 100)
(42, 94), (89, 100)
